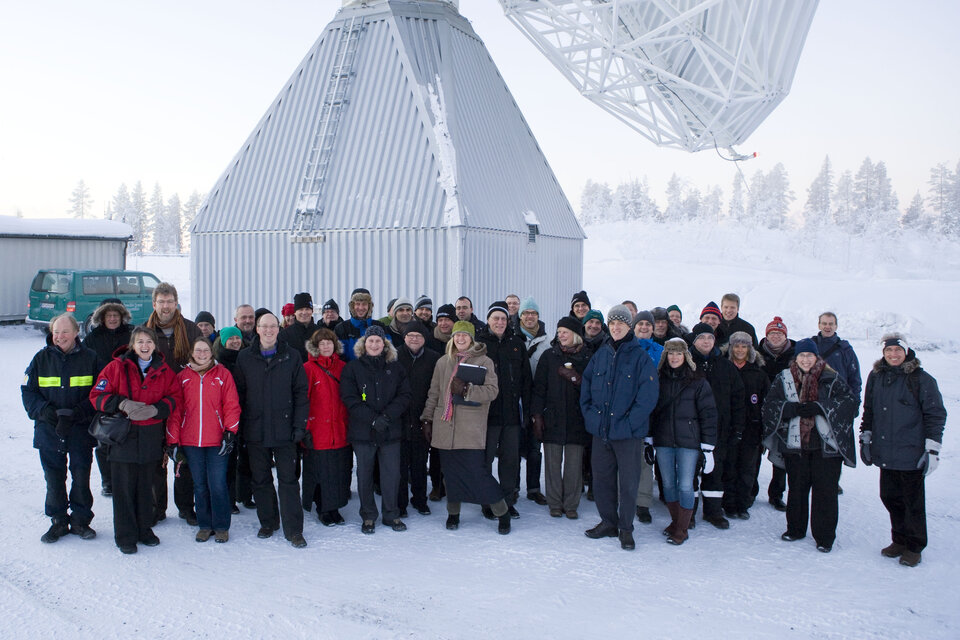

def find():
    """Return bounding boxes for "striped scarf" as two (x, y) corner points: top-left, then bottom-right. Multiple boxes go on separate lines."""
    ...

(147, 308), (192, 367)
(441, 351), (470, 422)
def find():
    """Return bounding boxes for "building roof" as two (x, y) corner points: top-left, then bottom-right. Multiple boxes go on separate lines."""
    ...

(0, 216), (132, 240)
(194, 0), (584, 240)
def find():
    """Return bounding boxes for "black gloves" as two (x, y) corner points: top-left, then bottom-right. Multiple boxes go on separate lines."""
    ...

(42, 405), (59, 426)
(421, 420), (433, 444)
(798, 402), (820, 418)
(643, 441), (656, 466)
(530, 414), (545, 441)
(55, 408), (74, 439)
(780, 402), (800, 421)
(372, 415), (391, 434)
(300, 431), (314, 450)
(219, 431), (236, 456)
(859, 431), (872, 466)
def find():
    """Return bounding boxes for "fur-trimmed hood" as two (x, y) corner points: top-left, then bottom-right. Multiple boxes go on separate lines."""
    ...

(305, 336), (344, 358)
(721, 342), (766, 367)
(873, 332), (920, 373)
(91, 302), (132, 327)
(353, 335), (398, 362)
(448, 341), (488, 360)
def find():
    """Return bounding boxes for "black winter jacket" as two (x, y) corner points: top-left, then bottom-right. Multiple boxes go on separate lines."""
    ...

(341, 346), (411, 445)
(397, 345), (442, 440)
(650, 365), (718, 450)
(233, 339), (309, 447)
(82, 325), (132, 372)
(860, 353), (946, 471)
(717, 315), (758, 347)
(759, 338), (795, 382)
(530, 343), (592, 446)
(477, 325), (531, 427)
(691, 347), (746, 445)
(279, 319), (318, 364)
(734, 359), (771, 446)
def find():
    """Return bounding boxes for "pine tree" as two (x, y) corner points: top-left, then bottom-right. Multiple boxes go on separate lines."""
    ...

(926, 162), (951, 233)
(129, 182), (148, 254)
(943, 160), (960, 237)
(702, 186), (723, 223)
(578, 180), (613, 225)
(804, 156), (832, 228)
(146, 183), (165, 253)
(662, 174), (684, 223)
(614, 179), (657, 222)
(900, 192), (925, 230)
(745, 169), (765, 225)
(833, 170), (855, 230)
(181, 191), (203, 254)
(758, 164), (794, 230)
(728, 172), (746, 222)
(68, 180), (94, 219)
(681, 188), (701, 221)
(164, 194), (182, 254)
(871, 161), (899, 233)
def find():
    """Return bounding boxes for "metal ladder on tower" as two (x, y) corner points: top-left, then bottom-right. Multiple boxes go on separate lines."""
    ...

(291, 15), (364, 242)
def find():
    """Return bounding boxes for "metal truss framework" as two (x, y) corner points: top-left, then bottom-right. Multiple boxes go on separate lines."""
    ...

(500, 0), (818, 152)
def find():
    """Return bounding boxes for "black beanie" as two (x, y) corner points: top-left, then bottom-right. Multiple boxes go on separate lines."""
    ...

(691, 322), (715, 340)
(557, 315), (584, 336)
(322, 299), (339, 313)
(254, 308), (273, 324)
(570, 290), (591, 309)
(294, 292), (313, 311)
(487, 301), (509, 319)
(436, 304), (456, 321)
(194, 311), (216, 326)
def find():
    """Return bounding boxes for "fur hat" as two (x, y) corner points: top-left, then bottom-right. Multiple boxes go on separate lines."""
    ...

(305, 327), (342, 357)
(91, 301), (132, 327)
(349, 289), (373, 318)
(415, 295), (432, 311)
(724, 335), (765, 366)
(487, 301), (510, 320)
(519, 296), (539, 315)
(700, 301), (722, 321)
(690, 322), (715, 340)
(794, 337), (819, 356)
(294, 292), (313, 311)
(651, 306), (669, 322)
(452, 321), (475, 337)
(765, 316), (787, 337)
(727, 331), (752, 347)
(322, 299), (339, 313)
(659, 337), (695, 371)
(557, 315), (584, 336)
(436, 304), (456, 321)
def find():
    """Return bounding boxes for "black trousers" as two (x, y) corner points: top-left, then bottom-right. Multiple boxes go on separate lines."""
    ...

(880, 469), (927, 553)
(112, 461), (156, 546)
(153, 456), (194, 520)
(235, 441), (254, 504)
(95, 443), (112, 489)
(591, 436), (642, 532)
(723, 440), (761, 513)
(485, 423), (520, 505)
(784, 451), (842, 547)
(429, 447), (444, 494)
(39, 443), (94, 525)
(768, 463), (787, 500)
(354, 441), (401, 523)
(247, 443), (302, 538)
(399, 438), (429, 510)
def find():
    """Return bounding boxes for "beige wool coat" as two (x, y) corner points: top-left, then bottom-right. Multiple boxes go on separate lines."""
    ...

(421, 342), (499, 450)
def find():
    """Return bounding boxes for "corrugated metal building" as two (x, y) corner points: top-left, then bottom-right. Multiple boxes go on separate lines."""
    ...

(191, 0), (584, 325)
(0, 216), (130, 321)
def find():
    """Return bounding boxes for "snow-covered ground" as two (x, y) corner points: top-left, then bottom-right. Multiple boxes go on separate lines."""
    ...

(2, 223), (958, 639)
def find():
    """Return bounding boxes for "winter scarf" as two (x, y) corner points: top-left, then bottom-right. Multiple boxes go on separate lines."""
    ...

(188, 359), (215, 376)
(559, 343), (584, 356)
(763, 339), (790, 358)
(434, 325), (451, 343)
(147, 309), (192, 366)
(789, 358), (825, 448)
(441, 351), (471, 422)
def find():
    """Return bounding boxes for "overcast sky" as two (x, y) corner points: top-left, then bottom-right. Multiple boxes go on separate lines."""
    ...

(2, 0), (958, 219)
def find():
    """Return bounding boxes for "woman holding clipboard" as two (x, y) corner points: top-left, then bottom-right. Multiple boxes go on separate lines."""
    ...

(421, 321), (512, 534)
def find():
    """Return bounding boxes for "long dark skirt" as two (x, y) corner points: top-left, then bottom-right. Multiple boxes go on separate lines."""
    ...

(438, 449), (503, 505)
(303, 446), (352, 513)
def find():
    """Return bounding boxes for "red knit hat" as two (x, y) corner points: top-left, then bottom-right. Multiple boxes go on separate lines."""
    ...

(765, 316), (787, 337)
(282, 303), (296, 317)
(700, 301), (722, 320)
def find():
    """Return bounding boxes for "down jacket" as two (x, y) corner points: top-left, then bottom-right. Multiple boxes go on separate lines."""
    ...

(397, 344), (442, 440)
(421, 342), (500, 450)
(166, 362), (241, 447)
(860, 352), (946, 471)
(649, 363), (718, 450)
(81, 302), (132, 371)
(22, 334), (99, 451)
(233, 338), (309, 447)
(89, 347), (178, 463)
(580, 336), (659, 442)
(530, 343), (592, 446)
(691, 347), (746, 444)
(303, 343), (349, 450)
(476, 325), (531, 427)
(340, 338), (411, 444)
(762, 363), (859, 468)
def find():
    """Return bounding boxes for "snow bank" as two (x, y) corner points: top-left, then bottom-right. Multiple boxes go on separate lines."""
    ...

(0, 215), (132, 239)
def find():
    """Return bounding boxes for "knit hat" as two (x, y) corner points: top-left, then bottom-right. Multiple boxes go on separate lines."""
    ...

(794, 337), (819, 356)
(634, 310), (655, 326)
(765, 316), (787, 337)
(194, 311), (215, 327)
(415, 295), (433, 311)
(386, 298), (398, 314)
(363, 325), (386, 340)
(666, 304), (682, 319)
(219, 326), (242, 343)
(700, 301), (722, 321)
(487, 301), (510, 320)
(881, 333), (909, 353)
(570, 290), (591, 309)
(583, 309), (604, 325)
(690, 322), (715, 340)
(557, 315), (584, 336)
(451, 321), (475, 337)
(294, 292), (313, 311)
(281, 303), (295, 317)
(392, 297), (414, 313)
(728, 331), (752, 347)
(651, 306), (669, 322)
(254, 308), (273, 324)
(519, 296), (539, 315)
(436, 304), (456, 321)
(607, 304), (633, 326)
(322, 299), (339, 313)
(402, 322), (430, 340)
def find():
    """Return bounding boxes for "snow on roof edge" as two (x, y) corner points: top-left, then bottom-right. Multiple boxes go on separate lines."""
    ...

(0, 216), (132, 240)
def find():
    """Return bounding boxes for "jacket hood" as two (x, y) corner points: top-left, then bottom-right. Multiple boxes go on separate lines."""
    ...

(450, 341), (488, 360)
(873, 351), (920, 374)
(353, 335), (398, 362)
(305, 337), (344, 358)
(91, 302), (132, 327)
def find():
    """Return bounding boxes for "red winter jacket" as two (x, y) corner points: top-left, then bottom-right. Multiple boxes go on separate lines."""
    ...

(90, 349), (178, 425)
(166, 363), (241, 447)
(303, 352), (349, 450)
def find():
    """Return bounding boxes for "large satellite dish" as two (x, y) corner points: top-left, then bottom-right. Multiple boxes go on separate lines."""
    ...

(500, 0), (819, 153)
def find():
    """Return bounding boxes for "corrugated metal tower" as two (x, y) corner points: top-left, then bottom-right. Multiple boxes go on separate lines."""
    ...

(191, 0), (584, 324)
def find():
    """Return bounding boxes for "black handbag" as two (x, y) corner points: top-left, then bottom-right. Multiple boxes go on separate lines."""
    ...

(88, 412), (131, 446)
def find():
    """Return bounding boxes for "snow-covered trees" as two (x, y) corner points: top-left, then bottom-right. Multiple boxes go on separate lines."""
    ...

(578, 180), (613, 225)
(804, 156), (832, 229)
(68, 180), (94, 219)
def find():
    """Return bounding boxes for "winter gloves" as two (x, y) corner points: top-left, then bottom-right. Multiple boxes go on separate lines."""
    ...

(219, 431), (236, 456)
(557, 365), (581, 386)
(917, 439), (941, 477)
(54, 408), (74, 439)
(643, 437), (655, 465)
(120, 399), (158, 421)
(701, 444), (715, 475)
(859, 431), (872, 465)
(797, 402), (821, 418)
(531, 414), (545, 441)
(449, 377), (468, 397)
(119, 398), (145, 416)
(780, 402), (800, 421)
(421, 419), (433, 444)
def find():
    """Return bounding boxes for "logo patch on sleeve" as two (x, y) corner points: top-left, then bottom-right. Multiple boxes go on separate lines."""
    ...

(95, 379), (108, 391)
(750, 393), (759, 405)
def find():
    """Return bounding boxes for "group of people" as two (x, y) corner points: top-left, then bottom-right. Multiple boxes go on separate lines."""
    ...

(22, 285), (947, 566)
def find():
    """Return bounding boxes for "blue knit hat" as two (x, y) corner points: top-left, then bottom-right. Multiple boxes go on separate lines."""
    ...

(519, 296), (539, 315)
(794, 337), (819, 356)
